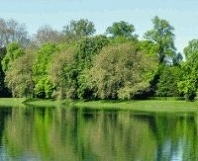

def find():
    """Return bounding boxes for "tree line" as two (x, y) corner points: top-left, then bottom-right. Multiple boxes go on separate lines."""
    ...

(0, 16), (197, 100)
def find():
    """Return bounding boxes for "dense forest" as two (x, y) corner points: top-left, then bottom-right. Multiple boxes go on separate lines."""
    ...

(0, 16), (197, 101)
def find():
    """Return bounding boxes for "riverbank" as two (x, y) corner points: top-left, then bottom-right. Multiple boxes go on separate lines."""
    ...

(0, 98), (26, 107)
(73, 100), (198, 113)
(1, 98), (198, 113)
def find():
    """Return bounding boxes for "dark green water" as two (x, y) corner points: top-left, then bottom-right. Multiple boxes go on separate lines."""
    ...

(0, 106), (198, 161)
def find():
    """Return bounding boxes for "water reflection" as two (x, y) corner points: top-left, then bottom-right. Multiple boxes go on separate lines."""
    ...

(0, 106), (198, 161)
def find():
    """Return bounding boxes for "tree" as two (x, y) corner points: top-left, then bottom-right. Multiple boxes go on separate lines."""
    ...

(0, 18), (29, 47)
(75, 35), (109, 99)
(87, 42), (157, 100)
(106, 21), (137, 39)
(75, 35), (109, 69)
(49, 46), (77, 99)
(178, 39), (198, 100)
(49, 35), (109, 100)
(63, 19), (96, 40)
(32, 44), (58, 98)
(5, 52), (35, 98)
(2, 42), (25, 73)
(156, 66), (181, 97)
(144, 16), (176, 64)
(34, 25), (64, 46)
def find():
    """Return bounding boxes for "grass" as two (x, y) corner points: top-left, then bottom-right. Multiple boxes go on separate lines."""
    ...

(23, 98), (64, 107)
(0, 98), (26, 107)
(1, 98), (198, 113)
(73, 100), (198, 113)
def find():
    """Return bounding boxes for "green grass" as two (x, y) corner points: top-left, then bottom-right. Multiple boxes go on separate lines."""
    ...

(23, 98), (63, 107)
(73, 100), (198, 113)
(0, 98), (198, 113)
(0, 98), (26, 107)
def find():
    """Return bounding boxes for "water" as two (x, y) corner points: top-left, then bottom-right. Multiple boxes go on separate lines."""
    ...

(0, 106), (198, 161)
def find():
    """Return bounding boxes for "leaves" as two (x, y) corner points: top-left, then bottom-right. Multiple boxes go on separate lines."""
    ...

(5, 51), (35, 97)
(63, 19), (95, 40)
(177, 39), (198, 100)
(2, 42), (25, 72)
(32, 44), (58, 98)
(106, 21), (137, 39)
(87, 42), (158, 100)
(144, 16), (176, 64)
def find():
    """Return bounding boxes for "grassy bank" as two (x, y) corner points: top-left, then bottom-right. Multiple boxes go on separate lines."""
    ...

(73, 100), (198, 113)
(23, 98), (63, 107)
(0, 98), (26, 107)
(1, 98), (198, 113)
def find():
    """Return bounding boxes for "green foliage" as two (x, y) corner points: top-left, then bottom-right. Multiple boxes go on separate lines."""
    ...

(87, 42), (158, 100)
(177, 39), (198, 101)
(106, 21), (137, 39)
(75, 35), (109, 68)
(144, 16), (176, 64)
(49, 46), (78, 99)
(2, 42), (25, 72)
(5, 52), (35, 97)
(138, 40), (158, 56)
(0, 18), (190, 101)
(33, 44), (58, 98)
(63, 19), (95, 40)
(75, 35), (109, 99)
(178, 65), (197, 101)
(156, 66), (181, 97)
(49, 35), (109, 100)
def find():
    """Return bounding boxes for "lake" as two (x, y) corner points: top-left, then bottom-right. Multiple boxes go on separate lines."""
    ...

(0, 105), (197, 161)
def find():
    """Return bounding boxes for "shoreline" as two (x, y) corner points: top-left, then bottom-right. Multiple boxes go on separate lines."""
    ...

(0, 98), (198, 113)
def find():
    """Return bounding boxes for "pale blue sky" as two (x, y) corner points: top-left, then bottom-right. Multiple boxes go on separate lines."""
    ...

(0, 0), (198, 52)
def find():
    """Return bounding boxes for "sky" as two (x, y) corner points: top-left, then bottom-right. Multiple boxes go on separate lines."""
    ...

(0, 0), (198, 53)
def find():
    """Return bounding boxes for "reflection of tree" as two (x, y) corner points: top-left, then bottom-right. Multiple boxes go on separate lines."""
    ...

(0, 107), (12, 145)
(0, 107), (12, 161)
(3, 107), (198, 161)
(2, 107), (157, 161)
(149, 114), (198, 161)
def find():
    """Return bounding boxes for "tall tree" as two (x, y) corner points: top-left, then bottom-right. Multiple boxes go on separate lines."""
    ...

(144, 16), (176, 64)
(0, 18), (29, 47)
(178, 39), (198, 100)
(63, 19), (96, 40)
(106, 21), (137, 39)
(32, 44), (58, 98)
(75, 35), (109, 99)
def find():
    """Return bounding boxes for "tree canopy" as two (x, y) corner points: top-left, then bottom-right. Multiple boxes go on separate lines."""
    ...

(178, 39), (198, 100)
(144, 16), (176, 64)
(106, 21), (137, 39)
(87, 42), (157, 99)
(4, 16), (198, 101)
(63, 19), (96, 40)
(32, 44), (58, 98)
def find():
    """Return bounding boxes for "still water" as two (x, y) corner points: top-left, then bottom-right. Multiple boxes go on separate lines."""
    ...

(0, 106), (197, 161)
